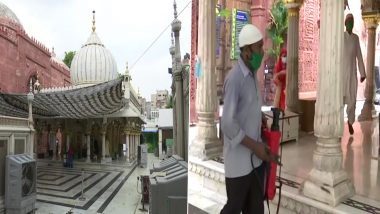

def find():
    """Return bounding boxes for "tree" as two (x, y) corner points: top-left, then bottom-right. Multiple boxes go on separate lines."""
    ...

(267, 0), (288, 59)
(166, 95), (174, 108)
(63, 51), (76, 68)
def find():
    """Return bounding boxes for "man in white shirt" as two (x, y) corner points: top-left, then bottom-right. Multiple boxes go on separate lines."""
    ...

(220, 24), (280, 214)
(343, 13), (366, 135)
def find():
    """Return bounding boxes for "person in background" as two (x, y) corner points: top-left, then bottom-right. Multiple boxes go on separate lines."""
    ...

(221, 24), (280, 214)
(49, 138), (54, 158)
(68, 146), (74, 168)
(343, 13), (366, 135)
(55, 138), (59, 158)
(273, 48), (287, 111)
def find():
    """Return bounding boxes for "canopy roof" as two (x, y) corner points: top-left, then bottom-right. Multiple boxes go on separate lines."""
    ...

(0, 77), (128, 119)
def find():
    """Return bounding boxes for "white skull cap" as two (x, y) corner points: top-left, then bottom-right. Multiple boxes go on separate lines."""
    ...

(238, 24), (263, 48)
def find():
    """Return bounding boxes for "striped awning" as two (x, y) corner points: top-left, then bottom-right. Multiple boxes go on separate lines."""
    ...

(0, 77), (128, 119)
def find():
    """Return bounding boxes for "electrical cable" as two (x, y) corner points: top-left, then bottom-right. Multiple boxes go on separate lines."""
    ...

(276, 111), (285, 214)
(129, 0), (191, 72)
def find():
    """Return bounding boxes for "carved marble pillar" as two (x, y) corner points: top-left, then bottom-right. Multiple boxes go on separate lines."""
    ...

(159, 129), (163, 159)
(124, 131), (129, 162)
(57, 124), (63, 160)
(52, 126), (58, 160)
(129, 134), (132, 160)
(9, 134), (14, 155)
(285, 0), (303, 113)
(27, 90), (35, 157)
(135, 134), (138, 159)
(301, 0), (354, 206)
(66, 134), (70, 153)
(86, 134), (91, 162)
(101, 118), (107, 163)
(358, 15), (379, 121)
(131, 134), (134, 160)
(190, 0), (222, 160)
(134, 133), (139, 159)
(132, 133), (135, 160)
(136, 134), (140, 159)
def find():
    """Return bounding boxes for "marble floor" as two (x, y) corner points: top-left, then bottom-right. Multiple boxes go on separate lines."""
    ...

(35, 154), (157, 214)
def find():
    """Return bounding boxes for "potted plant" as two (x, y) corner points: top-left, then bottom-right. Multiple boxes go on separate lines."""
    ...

(267, 0), (288, 60)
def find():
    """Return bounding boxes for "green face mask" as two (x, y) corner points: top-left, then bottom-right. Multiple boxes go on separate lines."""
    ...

(346, 21), (353, 31)
(248, 52), (264, 74)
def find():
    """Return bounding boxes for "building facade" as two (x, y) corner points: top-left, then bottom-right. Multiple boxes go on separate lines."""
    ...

(0, 2), (71, 94)
(150, 90), (169, 109)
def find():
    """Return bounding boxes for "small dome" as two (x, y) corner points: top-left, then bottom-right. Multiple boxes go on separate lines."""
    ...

(0, 2), (22, 26)
(70, 31), (118, 85)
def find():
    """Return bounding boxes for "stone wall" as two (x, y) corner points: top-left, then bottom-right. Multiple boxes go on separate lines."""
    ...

(190, 0), (198, 124)
(0, 17), (71, 94)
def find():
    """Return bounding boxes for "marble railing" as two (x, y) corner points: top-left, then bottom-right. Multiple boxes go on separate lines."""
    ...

(0, 115), (29, 127)
(40, 84), (87, 93)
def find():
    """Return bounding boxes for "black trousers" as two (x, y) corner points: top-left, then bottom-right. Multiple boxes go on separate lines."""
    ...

(220, 163), (265, 214)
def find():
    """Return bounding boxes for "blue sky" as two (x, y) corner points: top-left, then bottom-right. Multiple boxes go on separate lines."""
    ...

(2, 0), (191, 100)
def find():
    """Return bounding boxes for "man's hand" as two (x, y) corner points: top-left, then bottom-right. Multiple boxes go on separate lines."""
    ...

(260, 144), (282, 166)
(242, 136), (282, 166)
(360, 76), (366, 83)
(262, 113), (268, 129)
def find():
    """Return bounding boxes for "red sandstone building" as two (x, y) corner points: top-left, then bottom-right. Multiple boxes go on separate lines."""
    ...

(0, 2), (71, 94)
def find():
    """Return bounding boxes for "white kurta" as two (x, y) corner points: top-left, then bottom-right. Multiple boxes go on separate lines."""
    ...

(343, 32), (366, 124)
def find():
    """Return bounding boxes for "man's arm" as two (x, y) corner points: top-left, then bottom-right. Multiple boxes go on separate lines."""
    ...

(222, 78), (280, 164)
(221, 77), (246, 148)
(356, 36), (366, 82)
(241, 136), (281, 164)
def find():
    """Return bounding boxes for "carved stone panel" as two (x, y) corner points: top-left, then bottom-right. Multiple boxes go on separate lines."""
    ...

(298, 0), (320, 93)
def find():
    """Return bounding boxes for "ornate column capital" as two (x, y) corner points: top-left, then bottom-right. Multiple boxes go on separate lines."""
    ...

(362, 14), (380, 30)
(284, 0), (304, 5)
(285, 0), (304, 16)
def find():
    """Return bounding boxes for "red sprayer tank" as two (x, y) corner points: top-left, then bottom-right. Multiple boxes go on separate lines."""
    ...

(263, 107), (282, 200)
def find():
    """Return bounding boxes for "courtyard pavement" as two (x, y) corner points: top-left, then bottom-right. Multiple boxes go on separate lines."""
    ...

(35, 154), (157, 214)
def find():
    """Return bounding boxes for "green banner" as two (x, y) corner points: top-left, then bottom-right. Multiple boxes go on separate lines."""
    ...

(230, 9), (250, 60)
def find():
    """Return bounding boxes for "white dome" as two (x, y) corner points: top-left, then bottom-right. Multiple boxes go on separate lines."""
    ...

(70, 31), (118, 85)
(0, 2), (22, 27)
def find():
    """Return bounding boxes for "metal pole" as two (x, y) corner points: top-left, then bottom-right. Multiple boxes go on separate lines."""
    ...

(79, 168), (86, 201)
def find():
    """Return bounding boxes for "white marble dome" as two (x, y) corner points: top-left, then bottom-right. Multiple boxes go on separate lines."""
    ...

(0, 2), (22, 26)
(70, 31), (118, 86)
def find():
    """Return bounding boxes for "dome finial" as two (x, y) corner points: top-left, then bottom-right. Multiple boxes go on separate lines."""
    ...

(173, 0), (178, 19)
(125, 61), (130, 75)
(92, 10), (96, 32)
